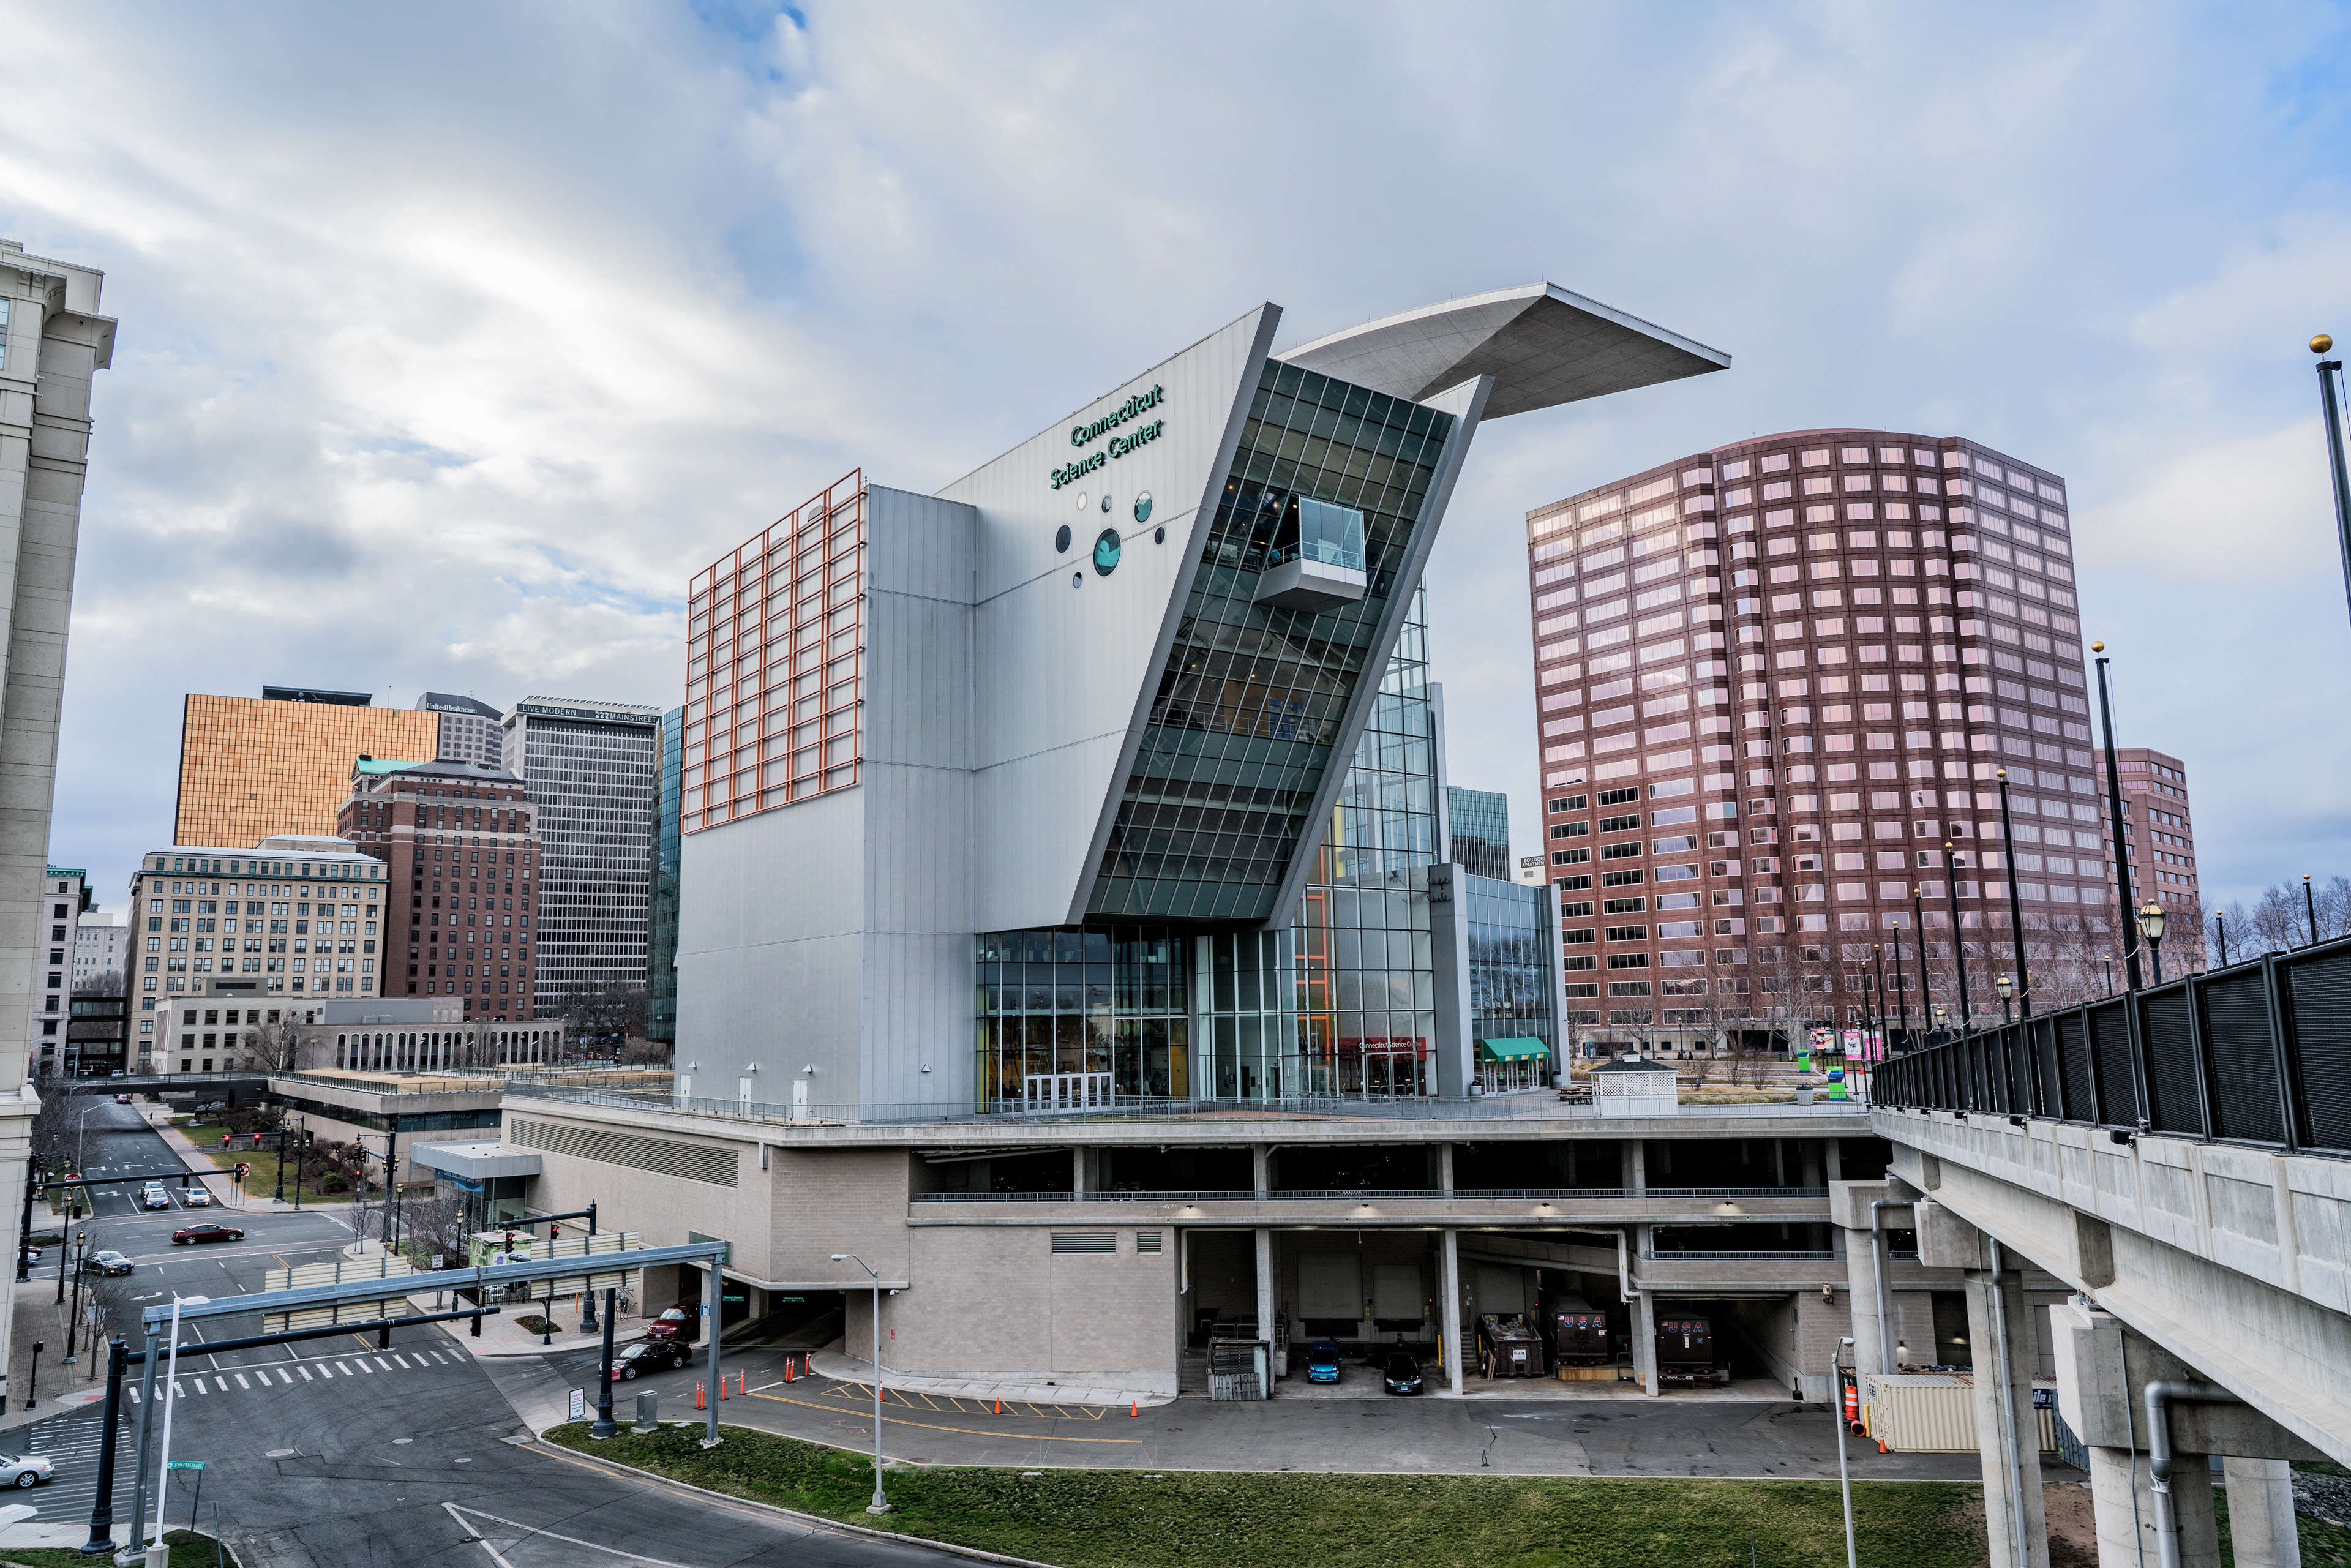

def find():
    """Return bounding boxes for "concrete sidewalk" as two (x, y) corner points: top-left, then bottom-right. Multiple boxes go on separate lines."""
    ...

(0, 1275), (109, 1430)
(809, 1349), (1173, 1409)
(405, 1277), (649, 1361)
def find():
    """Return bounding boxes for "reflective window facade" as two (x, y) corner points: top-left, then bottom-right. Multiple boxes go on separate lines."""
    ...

(1464, 874), (1560, 1077)
(684, 470), (864, 832)
(1090, 364), (1456, 922)
(1295, 591), (1439, 1094)
(648, 705), (683, 1043)
(975, 928), (1190, 1106)
(175, 694), (437, 848)
(1446, 786), (1512, 880)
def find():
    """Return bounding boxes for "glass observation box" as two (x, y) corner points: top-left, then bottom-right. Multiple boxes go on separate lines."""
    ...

(1254, 496), (1368, 612)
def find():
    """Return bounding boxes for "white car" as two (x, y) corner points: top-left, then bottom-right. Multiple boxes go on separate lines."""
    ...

(180, 1188), (211, 1207)
(0, 1452), (53, 1488)
(140, 1187), (171, 1210)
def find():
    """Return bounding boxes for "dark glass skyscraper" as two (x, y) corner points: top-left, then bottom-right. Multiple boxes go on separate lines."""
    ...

(1445, 786), (1511, 880)
(648, 705), (683, 1045)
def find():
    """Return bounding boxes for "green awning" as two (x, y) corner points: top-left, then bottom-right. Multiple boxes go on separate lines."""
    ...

(1478, 1037), (1551, 1063)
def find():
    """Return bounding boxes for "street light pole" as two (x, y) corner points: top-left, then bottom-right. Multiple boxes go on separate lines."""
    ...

(2304, 875), (2320, 947)
(2311, 334), (2351, 631)
(2140, 902), (2168, 986)
(2091, 643), (2143, 991)
(1995, 769), (2033, 1019)
(1890, 929), (1911, 1054)
(832, 1252), (890, 1514)
(64, 1231), (86, 1367)
(1911, 886), (1933, 1032)
(1943, 844), (1972, 1030)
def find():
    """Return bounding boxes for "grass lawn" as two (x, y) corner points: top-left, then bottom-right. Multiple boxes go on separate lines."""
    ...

(544, 1421), (1985, 1568)
(2, 1529), (234, 1566)
(178, 1124), (350, 1206)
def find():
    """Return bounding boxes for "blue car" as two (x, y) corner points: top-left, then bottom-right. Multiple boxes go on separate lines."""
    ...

(1305, 1340), (1343, 1384)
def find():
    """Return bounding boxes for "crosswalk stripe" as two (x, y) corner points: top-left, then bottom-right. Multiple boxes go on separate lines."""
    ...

(374, 1357), (391, 1372)
(277, 1368), (293, 1384)
(296, 1365), (312, 1381)
(213, 1377), (228, 1393)
(128, 1387), (140, 1403)
(353, 1360), (372, 1375)
(333, 1361), (351, 1375)
(391, 1355), (410, 1368)
(233, 1373), (250, 1389)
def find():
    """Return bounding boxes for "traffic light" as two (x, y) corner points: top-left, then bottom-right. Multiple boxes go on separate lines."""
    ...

(549, 1221), (560, 1240)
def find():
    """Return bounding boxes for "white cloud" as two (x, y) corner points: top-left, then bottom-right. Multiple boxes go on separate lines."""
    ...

(4, 0), (2348, 922)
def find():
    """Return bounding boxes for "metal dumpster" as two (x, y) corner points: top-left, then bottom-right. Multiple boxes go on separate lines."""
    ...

(1208, 1338), (1269, 1401)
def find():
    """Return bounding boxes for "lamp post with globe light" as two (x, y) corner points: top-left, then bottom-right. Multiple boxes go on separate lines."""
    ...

(2140, 901), (2168, 985)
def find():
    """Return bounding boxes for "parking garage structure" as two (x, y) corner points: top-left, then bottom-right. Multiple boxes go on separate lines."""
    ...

(484, 1086), (2079, 1405)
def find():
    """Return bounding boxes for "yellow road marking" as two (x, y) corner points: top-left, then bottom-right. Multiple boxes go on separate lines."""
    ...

(743, 1387), (1141, 1444)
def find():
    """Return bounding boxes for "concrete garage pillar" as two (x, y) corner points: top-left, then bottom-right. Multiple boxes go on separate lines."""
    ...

(1829, 1180), (1905, 1379)
(1628, 1275), (1658, 1396)
(1251, 1144), (1270, 1200)
(1440, 1228), (1463, 1397)
(2220, 1458), (2300, 1568)
(2049, 1301), (2319, 1568)
(1624, 1139), (1646, 1196)
(1254, 1228), (1276, 1373)
(1917, 1199), (2048, 1568)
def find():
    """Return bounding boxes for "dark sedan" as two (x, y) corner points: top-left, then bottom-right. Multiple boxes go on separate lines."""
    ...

(171, 1223), (245, 1245)
(89, 1251), (133, 1276)
(610, 1341), (695, 1381)
(1382, 1352), (1423, 1395)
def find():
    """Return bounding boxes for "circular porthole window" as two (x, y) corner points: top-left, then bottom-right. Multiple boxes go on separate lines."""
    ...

(1101, 492), (1114, 514)
(1071, 571), (1083, 588)
(1153, 525), (1165, 544)
(1054, 523), (1071, 553)
(1133, 492), (1153, 524)
(1093, 527), (1122, 576)
(1073, 491), (1090, 514)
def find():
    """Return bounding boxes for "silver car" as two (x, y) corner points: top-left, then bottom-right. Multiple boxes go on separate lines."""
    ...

(0, 1452), (54, 1487)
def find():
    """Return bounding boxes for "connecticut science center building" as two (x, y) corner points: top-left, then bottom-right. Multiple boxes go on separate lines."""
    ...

(672, 288), (1727, 1115)
(477, 289), (1937, 1406)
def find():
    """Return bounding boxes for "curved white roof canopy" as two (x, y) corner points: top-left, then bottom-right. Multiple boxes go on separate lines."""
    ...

(1277, 282), (1730, 419)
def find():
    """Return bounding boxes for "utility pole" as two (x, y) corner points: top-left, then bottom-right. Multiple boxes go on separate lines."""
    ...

(1995, 770), (2033, 1019)
(2091, 643), (2142, 991)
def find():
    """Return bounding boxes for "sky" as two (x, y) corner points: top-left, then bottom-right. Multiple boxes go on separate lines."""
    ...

(4, 0), (2350, 920)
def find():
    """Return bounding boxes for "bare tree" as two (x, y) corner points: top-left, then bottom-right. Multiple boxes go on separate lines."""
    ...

(250, 1018), (304, 1072)
(400, 1191), (471, 1267)
(72, 970), (121, 999)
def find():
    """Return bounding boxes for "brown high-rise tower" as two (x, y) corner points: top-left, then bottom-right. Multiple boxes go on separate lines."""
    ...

(1524, 430), (2110, 1041)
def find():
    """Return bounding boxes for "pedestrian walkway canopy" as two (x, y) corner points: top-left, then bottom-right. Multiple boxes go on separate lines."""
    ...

(1477, 1037), (1551, 1062)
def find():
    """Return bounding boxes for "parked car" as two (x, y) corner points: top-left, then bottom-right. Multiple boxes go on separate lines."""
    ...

(0, 1453), (53, 1488)
(89, 1251), (132, 1276)
(139, 1187), (171, 1210)
(1382, 1353), (1423, 1396)
(180, 1188), (212, 1207)
(1305, 1340), (1343, 1384)
(171, 1223), (244, 1246)
(642, 1306), (699, 1343)
(610, 1341), (694, 1381)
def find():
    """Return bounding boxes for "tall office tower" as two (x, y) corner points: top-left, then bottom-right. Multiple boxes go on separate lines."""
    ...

(175, 688), (438, 846)
(339, 758), (540, 1019)
(417, 692), (505, 768)
(1524, 430), (2101, 1043)
(501, 697), (660, 1015)
(1, 239), (114, 1408)
(28, 868), (86, 1076)
(648, 705), (683, 1046)
(678, 284), (1710, 1112)
(1445, 786), (1512, 879)
(2092, 747), (2201, 961)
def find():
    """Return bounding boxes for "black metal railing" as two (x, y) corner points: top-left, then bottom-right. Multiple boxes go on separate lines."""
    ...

(1874, 932), (2351, 1155)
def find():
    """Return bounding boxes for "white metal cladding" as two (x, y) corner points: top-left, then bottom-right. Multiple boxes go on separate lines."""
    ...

(939, 306), (1281, 934)
(508, 1116), (739, 1187)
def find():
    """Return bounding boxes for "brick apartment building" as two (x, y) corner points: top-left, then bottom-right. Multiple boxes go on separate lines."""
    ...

(337, 757), (542, 1020)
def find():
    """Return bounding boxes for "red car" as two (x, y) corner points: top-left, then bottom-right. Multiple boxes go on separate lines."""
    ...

(171, 1223), (244, 1246)
(642, 1306), (699, 1343)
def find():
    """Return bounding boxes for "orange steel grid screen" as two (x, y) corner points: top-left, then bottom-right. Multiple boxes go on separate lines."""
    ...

(683, 470), (865, 833)
(176, 696), (438, 848)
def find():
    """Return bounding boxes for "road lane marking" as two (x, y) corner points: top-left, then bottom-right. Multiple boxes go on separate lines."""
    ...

(295, 1366), (313, 1382)
(375, 1357), (392, 1371)
(446, 1502), (697, 1566)
(233, 1373), (250, 1389)
(213, 1377), (228, 1392)
(276, 1369), (293, 1384)
(355, 1360), (373, 1374)
(391, 1354), (411, 1368)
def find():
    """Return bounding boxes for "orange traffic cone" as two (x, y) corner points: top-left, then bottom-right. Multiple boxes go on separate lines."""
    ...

(994, 1398), (1002, 1414)
(1130, 1400), (1139, 1417)
(695, 1381), (707, 1409)
(719, 1376), (728, 1400)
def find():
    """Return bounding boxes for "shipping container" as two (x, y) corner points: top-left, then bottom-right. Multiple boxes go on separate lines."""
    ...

(1862, 1372), (2061, 1452)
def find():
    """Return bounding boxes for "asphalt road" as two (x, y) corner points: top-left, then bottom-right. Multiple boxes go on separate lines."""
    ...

(10, 1104), (983, 1565)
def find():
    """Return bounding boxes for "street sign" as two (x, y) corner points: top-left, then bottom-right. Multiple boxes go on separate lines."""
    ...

(568, 1388), (585, 1420)
(167, 1460), (204, 1471)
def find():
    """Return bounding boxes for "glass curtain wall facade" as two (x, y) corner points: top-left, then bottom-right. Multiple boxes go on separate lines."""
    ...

(1294, 590), (1439, 1096)
(503, 699), (660, 1014)
(648, 705), (683, 1045)
(975, 928), (1188, 1108)
(1445, 786), (1512, 879)
(1089, 362), (1456, 922)
(1465, 874), (1559, 1089)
